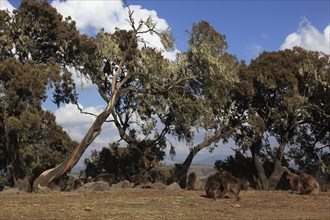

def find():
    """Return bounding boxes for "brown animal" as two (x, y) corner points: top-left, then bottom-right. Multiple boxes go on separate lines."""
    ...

(207, 182), (221, 200)
(204, 172), (223, 200)
(238, 178), (250, 191)
(298, 173), (320, 195)
(219, 171), (241, 201)
(73, 177), (91, 189)
(321, 182), (330, 192)
(130, 174), (152, 189)
(186, 172), (201, 190)
(74, 178), (85, 189)
(93, 173), (115, 186)
(285, 172), (300, 192)
(204, 171), (241, 201)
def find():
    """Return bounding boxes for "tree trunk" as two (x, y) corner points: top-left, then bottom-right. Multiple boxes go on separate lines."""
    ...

(33, 95), (118, 191)
(268, 142), (287, 189)
(167, 125), (238, 186)
(250, 138), (269, 190)
(5, 121), (31, 192)
(166, 145), (201, 187)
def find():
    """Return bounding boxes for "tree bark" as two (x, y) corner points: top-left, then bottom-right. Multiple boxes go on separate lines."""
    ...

(250, 138), (269, 190)
(33, 94), (118, 191)
(167, 125), (238, 186)
(5, 118), (31, 192)
(166, 144), (202, 187)
(268, 142), (287, 189)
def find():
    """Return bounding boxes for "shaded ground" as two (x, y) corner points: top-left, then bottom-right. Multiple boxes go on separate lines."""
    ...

(0, 189), (329, 219)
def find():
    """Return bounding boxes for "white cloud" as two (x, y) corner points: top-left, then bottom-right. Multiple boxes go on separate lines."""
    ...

(54, 103), (119, 145)
(0, 0), (14, 12)
(67, 66), (96, 91)
(54, 103), (124, 167)
(162, 48), (181, 61)
(51, 0), (179, 60)
(51, 0), (126, 34)
(280, 18), (330, 55)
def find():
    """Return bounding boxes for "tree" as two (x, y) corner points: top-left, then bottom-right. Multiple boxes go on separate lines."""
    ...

(32, 8), (179, 189)
(34, 15), (247, 189)
(0, 58), (77, 191)
(83, 141), (166, 182)
(167, 21), (244, 184)
(0, 0), (92, 191)
(287, 48), (330, 179)
(236, 47), (329, 189)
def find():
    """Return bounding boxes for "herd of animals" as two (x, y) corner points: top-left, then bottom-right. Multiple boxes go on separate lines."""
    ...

(72, 168), (328, 200)
(201, 171), (323, 201)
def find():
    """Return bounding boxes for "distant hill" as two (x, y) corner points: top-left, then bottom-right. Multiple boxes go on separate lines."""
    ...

(70, 154), (228, 176)
(188, 164), (216, 178)
(193, 154), (227, 165)
(71, 165), (85, 174)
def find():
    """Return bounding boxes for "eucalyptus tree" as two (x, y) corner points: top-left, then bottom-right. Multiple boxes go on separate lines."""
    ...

(34, 17), (247, 189)
(167, 21), (245, 184)
(1, 0), (243, 191)
(236, 47), (329, 189)
(33, 9), (182, 189)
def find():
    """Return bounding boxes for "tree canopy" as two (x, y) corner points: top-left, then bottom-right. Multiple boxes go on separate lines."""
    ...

(1, 0), (329, 191)
(231, 48), (329, 189)
(0, 0), (91, 190)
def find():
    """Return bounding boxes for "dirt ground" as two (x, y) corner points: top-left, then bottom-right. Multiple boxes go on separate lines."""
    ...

(0, 188), (329, 220)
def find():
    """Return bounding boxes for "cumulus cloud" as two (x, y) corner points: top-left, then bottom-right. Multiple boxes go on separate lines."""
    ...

(51, 0), (179, 60)
(54, 103), (124, 167)
(0, 0), (14, 12)
(51, 0), (126, 34)
(280, 17), (330, 54)
(67, 66), (96, 91)
(54, 103), (119, 146)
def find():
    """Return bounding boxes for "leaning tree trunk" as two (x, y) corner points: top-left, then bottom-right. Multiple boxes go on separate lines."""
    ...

(167, 125), (238, 186)
(33, 94), (119, 191)
(268, 142), (287, 189)
(33, 26), (143, 191)
(250, 138), (269, 190)
(166, 145), (202, 187)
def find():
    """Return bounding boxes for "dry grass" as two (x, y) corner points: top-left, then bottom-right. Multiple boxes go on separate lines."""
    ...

(0, 188), (329, 219)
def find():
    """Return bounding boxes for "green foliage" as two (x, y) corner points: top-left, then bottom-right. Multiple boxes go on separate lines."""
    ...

(245, 48), (329, 142)
(186, 21), (239, 128)
(2, 1), (328, 188)
(0, 0), (89, 186)
(214, 150), (275, 188)
(0, 174), (7, 190)
(83, 142), (166, 182)
(232, 47), (329, 188)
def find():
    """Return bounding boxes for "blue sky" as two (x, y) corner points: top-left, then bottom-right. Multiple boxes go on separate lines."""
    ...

(130, 0), (330, 62)
(4, 0), (330, 62)
(1, 0), (330, 165)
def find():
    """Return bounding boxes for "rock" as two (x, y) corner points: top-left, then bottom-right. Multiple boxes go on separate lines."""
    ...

(231, 203), (241, 208)
(150, 182), (167, 189)
(121, 180), (134, 188)
(1, 187), (27, 195)
(111, 180), (134, 189)
(166, 182), (182, 190)
(76, 181), (111, 192)
(34, 186), (52, 194)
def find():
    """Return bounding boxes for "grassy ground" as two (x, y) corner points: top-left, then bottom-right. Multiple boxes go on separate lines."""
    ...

(0, 188), (329, 219)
